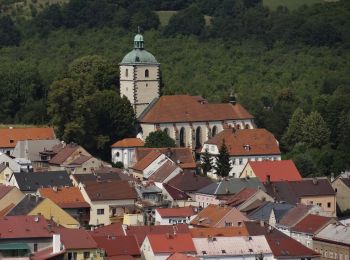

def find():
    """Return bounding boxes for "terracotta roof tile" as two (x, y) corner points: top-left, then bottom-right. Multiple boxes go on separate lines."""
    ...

(156, 207), (196, 218)
(0, 203), (15, 217)
(135, 147), (196, 169)
(205, 128), (280, 156)
(83, 180), (137, 201)
(93, 236), (140, 257)
(132, 150), (162, 171)
(125, 224), (190, 245)
(279, 204), (313, 227)
(167, 171), (213, 192)
(49, 143), (89, 165)
(292, 214), (334, 234)
(225, 187), (258, 207)
(244, 221), (320, 258)
(0, 184), (14, 200)
(39, 187), (90, 208)
(67, 155), (92, 166)
(89, 223), (125, 237)
(190, 226), (249, 238)
(190, 204), (248, 227)
(147, 233), (196, 254)
(163, 183), (190, 200)
(248, 160), (302, 182)
(148, 160), (179, 182)
(0, 215), (51, 238)
(53, 227), (98, 249)
(139, 95), (254, 123)
(0, 127), (55, 148)
(111, 138), (144, 148)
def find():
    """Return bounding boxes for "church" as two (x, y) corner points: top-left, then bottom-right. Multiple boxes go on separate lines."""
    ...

(120, 33), (255, 150)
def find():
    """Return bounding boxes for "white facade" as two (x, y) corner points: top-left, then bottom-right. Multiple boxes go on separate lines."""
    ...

(201, 143), (281, 178)
(141, 119), (254, 151)
(111, 147), (136, 168)
(154, 210), (196, 225)
(0, 152), (21, 173)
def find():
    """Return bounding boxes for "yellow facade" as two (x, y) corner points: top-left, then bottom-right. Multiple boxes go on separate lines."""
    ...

(332, 178), (350, 212)
(313, 239), (349, 260)
(0, 186), (24, 212)
(64, 249), (105, 260)
(301, 195), (337, 217)
(28, 198), (80, 229)
(0, 166), (13, 184)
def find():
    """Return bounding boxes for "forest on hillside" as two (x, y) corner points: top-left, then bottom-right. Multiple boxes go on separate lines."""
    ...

(0, 0), (349, 177)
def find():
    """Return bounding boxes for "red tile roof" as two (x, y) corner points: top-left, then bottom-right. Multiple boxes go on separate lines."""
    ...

(244, 221), (320, 258)
(135, 148), (196, 169)
(190, 204), (249, 227)
(89, 223), (125, 237)
(93, 236), (140, 257)
(190, 226), (249, 238)
(31, 247), (65, 260)
(0, 184), (14, 200)
(148, 160), (179, 182)
(225, 187), (258, 207)
(156, 207), (196, 218)
(67, 155), (92, 166)
(292, 214), (334, 234)
(53, 227), (97, 249)
(248, 160), (302, 182)
(0, 215), (51, 238)
(0, 127), (55, 148)
(166, 171), (213, 192)
(0, 203), (15, 217)
(83, 180), (137, 201)
(132, 150), (162, 171)
(39, 187), (90, 208)
(206, 128), (280, 156)
(49, 143), (82, 165)
(163, 183), (190, 200)
(111, 138), (144, 148)
(139, 95), (254, 123)
(147, 233), (196, 254)
(279, 204), (313, 227)
(125, 224), (190, 245)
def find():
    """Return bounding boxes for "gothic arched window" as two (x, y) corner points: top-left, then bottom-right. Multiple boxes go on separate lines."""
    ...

(163, 128), (169, 136)
(196, 127), (202, 149)
(180, 127), (186, 147)
(212, 126), (217, 137)
(125, 69), (128, 77)
(145, 69), (149, 78)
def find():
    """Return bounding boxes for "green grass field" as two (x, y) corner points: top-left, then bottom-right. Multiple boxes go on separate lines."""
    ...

(263, 0), (330, 10)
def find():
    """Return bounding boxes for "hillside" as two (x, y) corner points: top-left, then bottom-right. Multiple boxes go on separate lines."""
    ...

(0, 0), (349, 175)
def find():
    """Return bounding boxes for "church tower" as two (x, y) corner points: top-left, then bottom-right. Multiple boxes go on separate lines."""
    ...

(120, 33), (160, 117)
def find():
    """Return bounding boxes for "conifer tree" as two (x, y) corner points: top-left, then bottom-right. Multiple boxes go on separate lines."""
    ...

(214, 140), (232, 178)
(282, 108), (306, 150)
(201, 148), (213, 176)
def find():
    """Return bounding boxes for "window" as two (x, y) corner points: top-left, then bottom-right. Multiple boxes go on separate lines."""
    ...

(317, 203), (322, 207)
(116, 152), (120, 157)
(328, 202), (331, 208)
(239, 158), (243, 165)
(145, 69), (149, 78)
(97, 209), (104, 215)
(222, 250), (226, 254)
(34, 243), (38, 252)
(83, 252), (90, 259)
(68, 252), (77, 260)
(5, 162), (9, 167)
(225, 222), (232, 227)
(125, 69), (128, 77)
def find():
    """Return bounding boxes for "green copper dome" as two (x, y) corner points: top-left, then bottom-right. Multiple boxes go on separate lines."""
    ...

(120, 33), (158, 64)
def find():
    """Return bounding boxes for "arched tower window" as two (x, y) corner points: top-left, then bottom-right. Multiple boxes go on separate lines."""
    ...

(212, 126), (217, 137)
(196, 127), (202, 149)
(145, 69), (149, 78)
(125, 69), (128, 77)
(245, 124), (250, 129)
(180, 127), (186, 147)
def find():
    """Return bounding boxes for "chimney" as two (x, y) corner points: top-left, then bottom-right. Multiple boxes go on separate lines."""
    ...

(266, 175), (271, 185)
(52, 234), (61, 254)
(229, 92), (236, 105)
